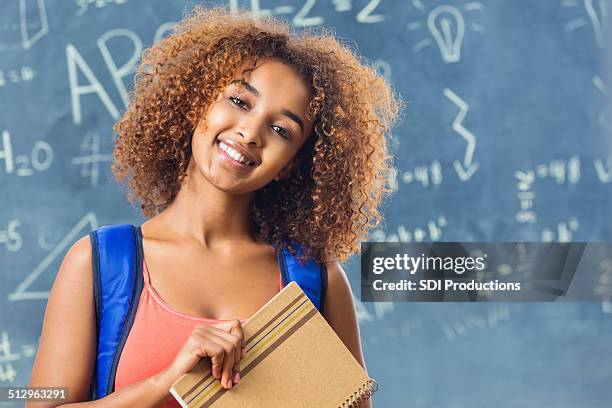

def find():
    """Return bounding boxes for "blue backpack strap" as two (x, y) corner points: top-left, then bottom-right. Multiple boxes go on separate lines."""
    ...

(88, 224), (144, 400)
(276, 242), (327, 312)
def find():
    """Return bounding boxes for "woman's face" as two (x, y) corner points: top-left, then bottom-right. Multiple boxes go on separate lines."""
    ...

(189, 59), (314, 194)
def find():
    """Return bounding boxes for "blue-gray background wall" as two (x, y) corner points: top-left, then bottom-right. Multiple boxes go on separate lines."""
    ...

(1, 0), (611, 406)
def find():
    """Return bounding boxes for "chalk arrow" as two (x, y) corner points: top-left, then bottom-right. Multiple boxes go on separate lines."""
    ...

(593, 76), (609, 128)
(453, 160), (479, 181)
(444, 88), (479, 181)
(594, 158), (612, 183)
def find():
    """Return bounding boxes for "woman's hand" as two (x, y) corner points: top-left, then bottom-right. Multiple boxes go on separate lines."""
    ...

(163, 320), (245, 390)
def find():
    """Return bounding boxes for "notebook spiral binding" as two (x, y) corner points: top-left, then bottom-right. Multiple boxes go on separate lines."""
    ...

(339, 378), (378, 407)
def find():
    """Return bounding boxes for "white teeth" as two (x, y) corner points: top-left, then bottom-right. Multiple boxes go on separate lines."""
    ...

(219, 141), (252, 165)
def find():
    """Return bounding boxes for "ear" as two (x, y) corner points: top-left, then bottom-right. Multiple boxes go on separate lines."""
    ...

(274, 157), (301, 181)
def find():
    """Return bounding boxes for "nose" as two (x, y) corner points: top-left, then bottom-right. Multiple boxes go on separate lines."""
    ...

(235, 115), (264, 147)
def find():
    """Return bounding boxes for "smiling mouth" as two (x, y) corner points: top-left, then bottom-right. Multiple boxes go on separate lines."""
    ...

(216, 140), (256, 168)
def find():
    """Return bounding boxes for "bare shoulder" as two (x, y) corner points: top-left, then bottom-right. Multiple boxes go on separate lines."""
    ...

(27, 235), (96, 406)
(140, 215), (165, 236)
(322, 259), (367, 369)
(43, 235), (93, 308)
(325, 259), (351, 294)
(323, 259), (355, 315)
(60, 235), (93, 279)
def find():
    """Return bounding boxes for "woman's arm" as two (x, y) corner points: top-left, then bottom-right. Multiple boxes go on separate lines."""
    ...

(322, 259), (373, 408)
(27, 236), (175, 408)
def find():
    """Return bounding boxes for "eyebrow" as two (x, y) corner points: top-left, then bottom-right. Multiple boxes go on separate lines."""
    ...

(231, 79), (305, 134)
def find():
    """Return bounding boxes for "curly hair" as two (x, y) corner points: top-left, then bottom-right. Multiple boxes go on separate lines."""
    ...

(112, 6), (401, 265)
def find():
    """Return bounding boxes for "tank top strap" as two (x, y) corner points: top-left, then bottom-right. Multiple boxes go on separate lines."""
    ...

(142, 259), (152, 286)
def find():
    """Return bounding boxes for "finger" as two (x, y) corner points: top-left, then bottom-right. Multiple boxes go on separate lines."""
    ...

(208, 321), (245, 384)
(228, 321), (244, 382)
(219, 320), (245, 361)
(228, 319), (244, 341)
(198, 338), (224, 380)
(212, 319), (244, 338)
(206, 332), (236, 389)
(208, 326), (245, 360)
(197, 324), (241, 343)
(229, 320), (245, 348)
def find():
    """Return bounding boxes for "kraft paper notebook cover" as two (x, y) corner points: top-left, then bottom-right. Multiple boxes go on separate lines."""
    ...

(169, 282), (377, 407)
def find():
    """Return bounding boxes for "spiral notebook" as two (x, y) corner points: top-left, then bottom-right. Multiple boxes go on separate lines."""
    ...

(169, 281), (377, 407)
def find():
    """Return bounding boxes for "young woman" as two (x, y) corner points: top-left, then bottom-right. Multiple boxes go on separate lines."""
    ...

(28, 6), (399, 407)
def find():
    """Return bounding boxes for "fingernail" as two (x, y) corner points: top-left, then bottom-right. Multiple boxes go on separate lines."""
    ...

(233, 372), (241, 384)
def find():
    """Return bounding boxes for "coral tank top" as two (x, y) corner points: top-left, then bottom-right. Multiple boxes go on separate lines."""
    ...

(114, 259), (283, 407)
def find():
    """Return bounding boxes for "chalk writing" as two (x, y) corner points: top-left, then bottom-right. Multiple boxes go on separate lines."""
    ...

(0, 130), (53, 177)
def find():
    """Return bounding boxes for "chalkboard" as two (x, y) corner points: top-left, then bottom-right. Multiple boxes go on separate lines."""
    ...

(0, 0), (610, 406)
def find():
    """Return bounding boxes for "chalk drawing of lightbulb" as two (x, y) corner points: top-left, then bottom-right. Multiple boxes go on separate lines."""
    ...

(584, 0), (608, 48)
(427, 5), (465, 63)
(408, 1), (484, 63)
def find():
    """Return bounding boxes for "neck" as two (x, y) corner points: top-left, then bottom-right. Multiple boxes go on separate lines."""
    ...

(158, 165), (258, 249)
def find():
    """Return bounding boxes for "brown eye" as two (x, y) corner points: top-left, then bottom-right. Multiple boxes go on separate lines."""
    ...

(229, 96), (249, 110)
(271, 125), (291, 140)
